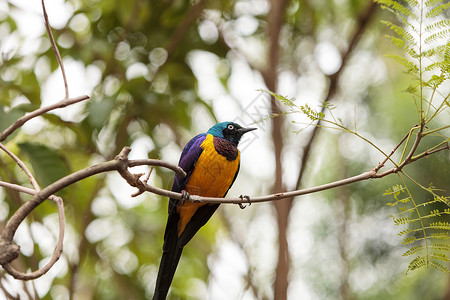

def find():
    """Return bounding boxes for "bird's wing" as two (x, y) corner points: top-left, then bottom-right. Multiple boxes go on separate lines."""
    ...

(168, 134), (206, 211)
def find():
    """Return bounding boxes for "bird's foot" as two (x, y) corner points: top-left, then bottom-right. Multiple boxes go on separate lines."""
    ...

(238, 195), (251, 209)
(180, 190), (190, 206)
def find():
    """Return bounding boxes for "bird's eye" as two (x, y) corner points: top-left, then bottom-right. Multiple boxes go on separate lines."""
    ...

(227, 124), (234, 130)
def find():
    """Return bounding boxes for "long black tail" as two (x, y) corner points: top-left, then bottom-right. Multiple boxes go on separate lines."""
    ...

(153, 203), (220, 299)
(153, 245), (183, 300)
(153, 205), (182, 300)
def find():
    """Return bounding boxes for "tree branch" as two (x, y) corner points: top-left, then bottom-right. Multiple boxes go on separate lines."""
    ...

(0, 143), (40, 191)
(0, 128), (445, 279)
(41, 0), (69, 98)
(0, 95), (89, 142)
(2, 196), (65, 280)
(292, 1), (379, 192)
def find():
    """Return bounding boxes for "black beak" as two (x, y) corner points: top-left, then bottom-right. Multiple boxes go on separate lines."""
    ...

(238, 127), (257, 135)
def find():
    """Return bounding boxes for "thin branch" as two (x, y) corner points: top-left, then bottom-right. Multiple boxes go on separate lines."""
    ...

(2, 196), (65, 280)
(0, 143), (40, 190)
(41, 0), (69, 98)
(0, 182), (41, 197)
(0, 147), (183, 243)
(395, 124), (424, 171)
(0, 135), (445, 278)
(410, 144), (450, 162)
(292, 1), (379, 192)
(373, 129), (413, 172)
(0, 95), (89, 142)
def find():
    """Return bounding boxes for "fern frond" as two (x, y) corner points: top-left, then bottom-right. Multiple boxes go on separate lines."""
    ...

(376, 0), (419, 20)
(407, 256), (427, 272)
(425, 0), (444, 7)
(381, 20), (417, 46)
(429, 222), (450, 230)
(425, 2), (450, 18)
(430, 232), (449, 239)
(430, 253), (450, 262)
(402, 236), (417, 244)
(381, 0), (450, 274)
(300, 104), (325, 121)
(398, 228), (413, 236)
(424, 29), (450, 45)
(430, 243), (450, 251)
(424, 61), (444, 72)
(430, 260), (450, 272)
(402, 245), (424, 256)
(386, 35), (406, 48)
(393, 216), (412, 225)
(425, 19), (450, 32)
(386, 54), (419, 73)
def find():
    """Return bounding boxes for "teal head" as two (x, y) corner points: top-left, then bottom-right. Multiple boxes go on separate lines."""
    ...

(207, 122), (256, 145)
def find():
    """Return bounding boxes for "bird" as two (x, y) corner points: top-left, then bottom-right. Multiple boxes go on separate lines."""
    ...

(153, 121), (256, 300)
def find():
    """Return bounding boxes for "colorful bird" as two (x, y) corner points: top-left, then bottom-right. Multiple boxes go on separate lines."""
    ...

(153, 121), (256, 300)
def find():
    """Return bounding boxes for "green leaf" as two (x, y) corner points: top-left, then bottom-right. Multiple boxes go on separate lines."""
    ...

(18, 142), (71, 188)
(87, 98), (116, 130)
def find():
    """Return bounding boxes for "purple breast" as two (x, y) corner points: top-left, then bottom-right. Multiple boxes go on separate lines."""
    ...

(213, 137), (239, 161)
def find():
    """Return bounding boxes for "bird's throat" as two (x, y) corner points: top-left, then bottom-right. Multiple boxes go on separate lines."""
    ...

(212, 136), (239, 161)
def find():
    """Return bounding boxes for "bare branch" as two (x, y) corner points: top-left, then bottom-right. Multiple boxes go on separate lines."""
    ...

(0, 95), (89, 142)
(0, 147), (184, 243)
(293, 1), (379, 192)
(2, 196), (65, 280)
(0, 143), (40, 191)
(0, 134), (444, 279)
(41, 0), (69, 98)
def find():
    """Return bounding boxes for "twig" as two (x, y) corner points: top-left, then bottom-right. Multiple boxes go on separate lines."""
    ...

(292, 1), (379, 192)
(373, 129), (415, 172)
(41, 0), (69, 98)
(0, 143), (40, 190)
(0, 95), (89, 142)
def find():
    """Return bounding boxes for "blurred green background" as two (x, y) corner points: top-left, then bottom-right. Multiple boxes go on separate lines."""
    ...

(0, 0), (448, 299)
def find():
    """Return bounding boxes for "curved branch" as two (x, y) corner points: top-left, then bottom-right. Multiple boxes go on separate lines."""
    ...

(0, 147), (185, 243)
(2, 196), (65, 280)
(0, 143), (40, 190)
(0, 135), (445, 279)
(0, 95), (89, 142)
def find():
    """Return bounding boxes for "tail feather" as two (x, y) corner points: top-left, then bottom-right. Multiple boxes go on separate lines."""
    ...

(153, 203), (220, 299)
(153, 245), (183, 300)
(153, 203), (181, 300)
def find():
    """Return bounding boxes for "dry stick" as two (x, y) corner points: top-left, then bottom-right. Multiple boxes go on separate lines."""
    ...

(0, 95), (89, 142)
(0, 143), (40, 191)
(41, 0), (69, 98)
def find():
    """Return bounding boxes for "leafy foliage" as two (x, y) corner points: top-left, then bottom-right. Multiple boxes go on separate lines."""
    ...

(374, 0), (450, 273)
(384, 184), (450, 272)
(271, 0), (450, 274)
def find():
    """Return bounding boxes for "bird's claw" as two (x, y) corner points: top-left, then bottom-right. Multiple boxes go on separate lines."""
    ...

(180, 190), (190, 206)
(238, 195), (251, 209)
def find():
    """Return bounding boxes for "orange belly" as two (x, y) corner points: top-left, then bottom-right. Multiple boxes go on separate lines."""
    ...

(177, 134), (240, 235)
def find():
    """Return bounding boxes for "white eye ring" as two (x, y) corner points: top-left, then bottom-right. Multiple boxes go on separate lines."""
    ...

(227, 124), (234, 130)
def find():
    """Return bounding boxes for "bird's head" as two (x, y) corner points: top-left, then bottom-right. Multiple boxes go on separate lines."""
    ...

(207, 122), (257, 145)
